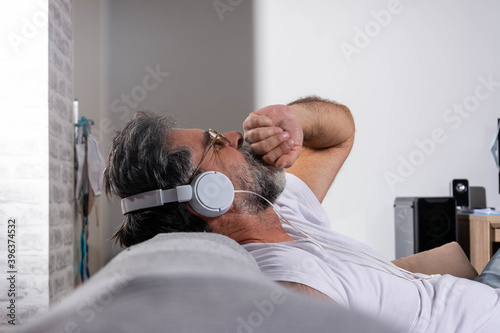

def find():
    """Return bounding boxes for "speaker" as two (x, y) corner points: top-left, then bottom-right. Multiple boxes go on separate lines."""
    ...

(470, 186), (487, 209)
(394, 197), (457, 259)
(120, 171), (235, 217)
(450, 179), (470, 208)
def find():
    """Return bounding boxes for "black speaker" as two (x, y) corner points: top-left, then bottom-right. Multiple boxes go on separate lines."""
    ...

(469, 186), (487, 209)
(450, 179), (470, 208)
(394, 197), (457, 259)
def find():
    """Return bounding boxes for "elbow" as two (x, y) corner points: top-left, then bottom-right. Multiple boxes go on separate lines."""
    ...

(338, 103), (356, 142)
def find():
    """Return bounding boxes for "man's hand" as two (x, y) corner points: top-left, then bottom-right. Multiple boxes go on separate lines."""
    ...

(243, 104), (303, 168)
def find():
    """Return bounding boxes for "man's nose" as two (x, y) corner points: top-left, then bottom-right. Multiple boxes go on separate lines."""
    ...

(223, 131), (243, 150)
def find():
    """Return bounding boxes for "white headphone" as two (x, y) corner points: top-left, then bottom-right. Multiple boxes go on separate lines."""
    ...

(120, 171), (235, 217)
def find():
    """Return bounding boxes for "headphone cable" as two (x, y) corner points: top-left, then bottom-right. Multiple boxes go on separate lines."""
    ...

(234, 190), (440, 282)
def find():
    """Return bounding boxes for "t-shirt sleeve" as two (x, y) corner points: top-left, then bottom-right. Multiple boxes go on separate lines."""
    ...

(275, 173), (332, 230)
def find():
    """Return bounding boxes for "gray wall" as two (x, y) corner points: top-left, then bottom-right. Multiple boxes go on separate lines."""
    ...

(74, 0), (104, 279)
(75, 0), (255, 266)
(103, 0), (254, 131)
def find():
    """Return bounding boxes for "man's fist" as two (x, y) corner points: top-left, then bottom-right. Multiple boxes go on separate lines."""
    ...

(243, 104), (303, 168)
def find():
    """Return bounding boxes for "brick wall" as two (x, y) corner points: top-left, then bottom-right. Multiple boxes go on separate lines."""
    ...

(48, 0), (74, 304)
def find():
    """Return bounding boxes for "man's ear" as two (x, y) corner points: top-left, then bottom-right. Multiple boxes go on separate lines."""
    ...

(185, 202), (203, 218)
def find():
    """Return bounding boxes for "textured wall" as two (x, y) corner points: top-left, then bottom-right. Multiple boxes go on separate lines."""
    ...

(48, 0), (75, 304)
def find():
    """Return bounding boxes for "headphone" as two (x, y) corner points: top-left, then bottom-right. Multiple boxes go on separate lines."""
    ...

(120, 171), (235, 217)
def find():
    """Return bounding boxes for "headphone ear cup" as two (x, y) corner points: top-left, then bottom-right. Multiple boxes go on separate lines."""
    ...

(189, 171), (234, 217)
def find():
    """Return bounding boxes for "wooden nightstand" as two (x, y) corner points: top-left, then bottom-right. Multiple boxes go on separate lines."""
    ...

(458, 214), (500, 273)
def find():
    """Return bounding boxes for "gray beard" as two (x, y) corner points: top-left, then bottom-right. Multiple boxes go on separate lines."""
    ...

(234, 142), (286, 214)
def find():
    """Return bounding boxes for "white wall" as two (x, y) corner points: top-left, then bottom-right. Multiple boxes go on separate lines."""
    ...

(253, 0), (500, 259)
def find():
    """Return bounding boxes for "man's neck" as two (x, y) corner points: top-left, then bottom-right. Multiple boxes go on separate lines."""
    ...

(209, 207), (294, 245)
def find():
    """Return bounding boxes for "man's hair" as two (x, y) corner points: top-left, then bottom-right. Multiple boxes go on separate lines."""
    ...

(102, 111), (211, 247)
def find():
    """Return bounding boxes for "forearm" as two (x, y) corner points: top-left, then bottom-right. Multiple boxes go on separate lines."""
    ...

(288, 96), (355, 149)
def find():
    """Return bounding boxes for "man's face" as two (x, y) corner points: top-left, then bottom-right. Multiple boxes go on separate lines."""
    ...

(170, 129), (286, 213)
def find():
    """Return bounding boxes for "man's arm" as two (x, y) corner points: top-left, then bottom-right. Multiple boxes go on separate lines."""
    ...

(286, 96), (355, 203)
(243, 96), (354, 202)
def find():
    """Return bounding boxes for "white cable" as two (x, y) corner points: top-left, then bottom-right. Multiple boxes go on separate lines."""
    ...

(235, 190), (440, 282)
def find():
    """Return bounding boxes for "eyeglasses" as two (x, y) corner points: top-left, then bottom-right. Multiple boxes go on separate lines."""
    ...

(189, 129), (231, 182)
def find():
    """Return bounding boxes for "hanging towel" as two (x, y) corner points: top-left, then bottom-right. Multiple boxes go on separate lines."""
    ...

(75, 134), (105, 198)
(86, 134), (105, 196)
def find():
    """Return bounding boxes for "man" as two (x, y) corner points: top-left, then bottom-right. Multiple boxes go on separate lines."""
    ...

(104, 96), (353, 248)
(103, 96), (500, 332)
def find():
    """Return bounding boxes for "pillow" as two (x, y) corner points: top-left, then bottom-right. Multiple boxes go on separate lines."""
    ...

(392, 241), (478, 280)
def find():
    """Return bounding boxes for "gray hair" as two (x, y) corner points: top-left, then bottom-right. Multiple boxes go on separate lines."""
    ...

(103, 111), (212, 247)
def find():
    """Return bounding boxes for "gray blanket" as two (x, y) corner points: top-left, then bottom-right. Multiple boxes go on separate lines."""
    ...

(12, 232), (397, 333)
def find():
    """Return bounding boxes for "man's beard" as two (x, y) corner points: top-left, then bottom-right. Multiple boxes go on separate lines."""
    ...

(233, 142), (286, 214)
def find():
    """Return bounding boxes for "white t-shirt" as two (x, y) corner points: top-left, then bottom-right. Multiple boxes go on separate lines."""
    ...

(243, 173), (500, 332)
